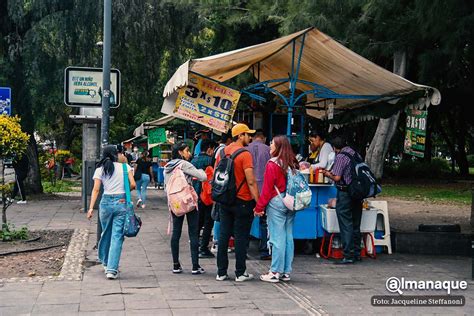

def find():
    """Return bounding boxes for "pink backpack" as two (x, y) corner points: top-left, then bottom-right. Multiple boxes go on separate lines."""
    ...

(166, 166), (198, 216)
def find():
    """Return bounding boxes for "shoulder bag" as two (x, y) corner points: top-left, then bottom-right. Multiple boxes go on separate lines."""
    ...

(122, 163), (142, 237)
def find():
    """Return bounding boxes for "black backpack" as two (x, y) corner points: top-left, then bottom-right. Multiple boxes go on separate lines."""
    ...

(212, 147), (247, 205)
(340, 151), (382, 200)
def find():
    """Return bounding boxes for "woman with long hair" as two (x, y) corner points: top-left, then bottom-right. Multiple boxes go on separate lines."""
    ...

(254, 135), (299, 283)
(164, 141), (207, 274)
(87, 145), (136, 280)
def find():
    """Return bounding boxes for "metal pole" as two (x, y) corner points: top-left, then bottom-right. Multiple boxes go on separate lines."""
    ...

(100, 0), (112, 149)
(96, 0), (112, 248)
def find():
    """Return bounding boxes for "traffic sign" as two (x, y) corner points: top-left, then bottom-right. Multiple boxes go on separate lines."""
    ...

(0, 87), (12, 115)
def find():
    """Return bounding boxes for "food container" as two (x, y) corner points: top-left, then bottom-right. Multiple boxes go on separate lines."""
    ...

(321, 205), (377, 233)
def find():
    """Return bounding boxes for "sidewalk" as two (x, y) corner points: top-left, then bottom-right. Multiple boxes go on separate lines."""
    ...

(1, 189), (473, 315)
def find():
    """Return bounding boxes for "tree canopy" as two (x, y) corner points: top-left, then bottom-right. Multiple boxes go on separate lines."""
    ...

(1, 0), (473, 183)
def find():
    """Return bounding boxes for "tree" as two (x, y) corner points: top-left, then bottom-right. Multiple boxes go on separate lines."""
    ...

(0, 115), (29, 225)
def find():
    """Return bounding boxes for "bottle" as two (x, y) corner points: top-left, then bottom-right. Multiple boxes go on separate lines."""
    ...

(318, 169), (324, 183)
(309, 166), (314, 184)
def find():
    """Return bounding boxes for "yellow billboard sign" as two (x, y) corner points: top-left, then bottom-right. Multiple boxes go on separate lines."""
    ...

(174, 72), (240, 133)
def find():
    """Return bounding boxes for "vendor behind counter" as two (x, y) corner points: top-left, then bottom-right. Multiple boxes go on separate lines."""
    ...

(308, 131), (335, 170)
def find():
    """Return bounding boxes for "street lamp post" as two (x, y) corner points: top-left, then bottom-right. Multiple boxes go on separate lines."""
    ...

(100, 0), (112, 149)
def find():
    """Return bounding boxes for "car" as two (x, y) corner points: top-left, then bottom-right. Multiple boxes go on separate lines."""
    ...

(3, 158), (13, 168)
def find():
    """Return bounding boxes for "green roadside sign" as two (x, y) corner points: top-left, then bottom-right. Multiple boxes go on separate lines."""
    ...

(404, 109), (427, 158)
(148, 128), (167, 146)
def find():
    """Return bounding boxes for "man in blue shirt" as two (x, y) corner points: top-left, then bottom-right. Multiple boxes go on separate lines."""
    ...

(247, 129), (271, 260)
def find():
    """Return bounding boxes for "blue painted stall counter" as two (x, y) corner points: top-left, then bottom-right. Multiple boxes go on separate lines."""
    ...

(250, 184), (337, 240)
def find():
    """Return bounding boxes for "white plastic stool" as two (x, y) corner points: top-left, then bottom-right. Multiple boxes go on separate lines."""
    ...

(369, 200), (392, 254)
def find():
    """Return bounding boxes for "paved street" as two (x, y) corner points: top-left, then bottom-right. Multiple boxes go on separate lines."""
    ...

(1, 188), (473, 315)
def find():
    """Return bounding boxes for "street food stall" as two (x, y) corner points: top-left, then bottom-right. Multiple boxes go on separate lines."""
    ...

(160, 27), (440, 240)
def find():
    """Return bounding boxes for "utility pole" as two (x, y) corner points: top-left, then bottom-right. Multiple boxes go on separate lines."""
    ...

(100, 0), (112, 149)
(97, 0), (112, 247)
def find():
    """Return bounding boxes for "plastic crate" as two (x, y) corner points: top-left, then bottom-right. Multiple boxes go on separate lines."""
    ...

(320, 205), (377, 233)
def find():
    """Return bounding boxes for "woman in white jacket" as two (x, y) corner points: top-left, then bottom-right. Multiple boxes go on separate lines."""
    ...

(164, 142), (207, 275)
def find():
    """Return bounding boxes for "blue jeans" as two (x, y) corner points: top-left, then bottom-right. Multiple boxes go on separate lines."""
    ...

(267, 195), (295, 274)
(213, 221), (220, 243)
(98, 194), (126, 273)
(136, 174), (150, 204)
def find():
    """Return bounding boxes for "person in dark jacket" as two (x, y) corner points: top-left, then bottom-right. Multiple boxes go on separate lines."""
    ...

(11, 153), (29, 204)
(190, 139), (216, 258)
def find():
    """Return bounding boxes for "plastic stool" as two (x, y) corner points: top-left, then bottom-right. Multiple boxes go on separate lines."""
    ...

(369, 200), (392, 254)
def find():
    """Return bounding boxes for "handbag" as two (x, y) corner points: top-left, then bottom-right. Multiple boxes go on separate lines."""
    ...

(122, 163), (142, 237)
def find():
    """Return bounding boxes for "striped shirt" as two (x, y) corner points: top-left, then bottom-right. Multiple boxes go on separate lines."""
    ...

(331, 147), (361, 185)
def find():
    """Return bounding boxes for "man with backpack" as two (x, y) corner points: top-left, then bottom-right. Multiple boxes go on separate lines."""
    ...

(213, 123), (260, 282)
(191, 139), (217, 258)
(322, 136), (364, 265)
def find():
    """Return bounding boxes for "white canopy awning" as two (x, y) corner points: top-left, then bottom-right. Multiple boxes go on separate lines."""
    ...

(133, 115), (175, 137)
(162, 27), (440, 121)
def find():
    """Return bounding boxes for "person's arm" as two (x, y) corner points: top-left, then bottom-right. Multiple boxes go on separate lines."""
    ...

(254, 162), (276, 214)
(128, 170), (136, 190)
(181, 161), (207, 181)
(87, 179), (102, 219)
(322, 170), (341, 182)
(148, 164), (154, 183)
(244, 168), (260, 203)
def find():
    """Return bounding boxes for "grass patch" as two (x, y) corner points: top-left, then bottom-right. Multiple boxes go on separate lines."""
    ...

(380, 183), (472, 205)
(470, 168), (474, 175)
(42, 180), (79, 193)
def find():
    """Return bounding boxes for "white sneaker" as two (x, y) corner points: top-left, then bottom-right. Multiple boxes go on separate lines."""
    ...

(106, 272), (118, 279)
(260, 271), (280, 283)
(279, 273), (291, 282)
(216, 274), (229, 281)
(210, 244), (218, 254)
(136, 199), (142, 207)
(16, 200), (27, 204)
(235, 272), (254, 282)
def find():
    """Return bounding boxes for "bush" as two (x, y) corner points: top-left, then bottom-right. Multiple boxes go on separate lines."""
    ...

(391, 158), (450, 179)
(468, 155), (474, 167)
(0, 223), (29, 241)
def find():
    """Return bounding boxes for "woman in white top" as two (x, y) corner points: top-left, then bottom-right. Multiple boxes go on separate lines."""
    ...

(309, 131), (335, 170)
(87, 145), (136, 280)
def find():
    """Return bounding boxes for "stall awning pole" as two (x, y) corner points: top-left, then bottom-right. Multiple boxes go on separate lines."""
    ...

(287, 33), (306, 136)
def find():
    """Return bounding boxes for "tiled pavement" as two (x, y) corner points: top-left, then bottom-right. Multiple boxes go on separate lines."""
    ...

(1, 188), (473, 315)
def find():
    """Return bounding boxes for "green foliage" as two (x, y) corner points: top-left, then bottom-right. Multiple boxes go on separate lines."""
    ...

(380, 183), (472, 205)
(467, 155), (474, 168)
(0, 115), (29, 160)
(387, 158), (450, 179)
(0, 223), (29, 241)
(42, 180), (77, 193)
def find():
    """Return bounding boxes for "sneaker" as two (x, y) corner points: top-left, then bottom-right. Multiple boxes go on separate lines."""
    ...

(235, 272), (254, 282)
(260, 271), (280, 283)
(103, 266), (108, 274)
(192, 267), (205, 275)
(216, 274), (229, 281)
(279, 273), (291, 282)
(199, 249), (215, 258)
(106, 272), (118, 279)
(210, 244), (218, 254)
(16, 200), (27, 204)
(136, 199), (142, 207)
(172, 263), (183, 274)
